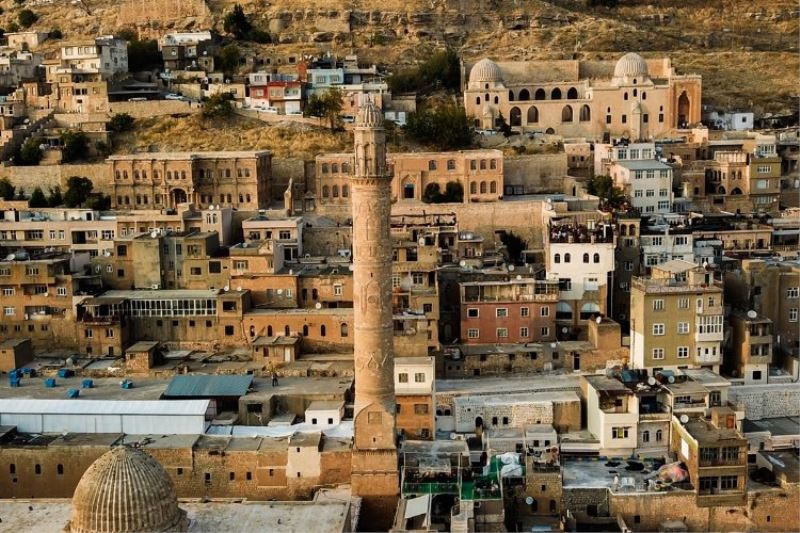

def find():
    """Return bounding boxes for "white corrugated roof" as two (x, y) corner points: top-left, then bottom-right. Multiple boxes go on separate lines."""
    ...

(0, 399), (209, 416)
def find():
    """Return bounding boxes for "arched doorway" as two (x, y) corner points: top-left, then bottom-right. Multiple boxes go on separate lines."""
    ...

(403, 180), (415, 199)
(172, 188), (187, 205)
(509, 106), (522, 127)
(677, 91), (690, 127)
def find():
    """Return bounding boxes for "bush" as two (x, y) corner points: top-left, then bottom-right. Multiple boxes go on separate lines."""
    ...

(128, 38), (162, 71)
(47, 186), (62, 207)
(17, 137), (43, 166)
(586, 174), (626, 208)
(49, 28), (63, 39)
(387, 49), (460, 94)
(500, 231), (527, 263)
(218, 44), (241, 75)
(64, 176), (93, 208)
(202, 93), (235, 120)
(422, 181), (464, 203)
(86, 194), (110, 211)
(404, 104), (473, 150)
(28, 186), (47, 207)
(108, 113), (135, 133)
(18, 9), (38, 28)
(303, 88), (342, 130)
(60, 131), (90, 163)
(0, 177), (15, 200)
(223, 4), (251, 39)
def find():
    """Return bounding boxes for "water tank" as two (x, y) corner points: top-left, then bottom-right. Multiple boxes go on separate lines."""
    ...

(67, 389), (80, 398)
(44, 378), (57, 388)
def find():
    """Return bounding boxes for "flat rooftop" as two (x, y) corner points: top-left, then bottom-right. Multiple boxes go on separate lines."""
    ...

(107, 150), (271, 160)
(0, 499), (351, 533)
(742, 417), (800, 437)
(436, 373), (580, 396)
(0, 375), (169, 401)
(562, 457), (692, 495)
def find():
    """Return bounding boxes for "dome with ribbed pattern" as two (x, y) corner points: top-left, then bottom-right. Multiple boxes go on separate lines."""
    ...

(614, 52), (649, 80)
(356, 101), (383, 128)
(70, 446), (187, 533)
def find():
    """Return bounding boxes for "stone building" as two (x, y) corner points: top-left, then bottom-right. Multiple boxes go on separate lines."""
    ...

(108, 151), (272, 210)
(394, 356), (435, 440)
(464, 52), (701, 139)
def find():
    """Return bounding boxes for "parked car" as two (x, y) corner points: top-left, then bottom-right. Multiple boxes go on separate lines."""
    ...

(341, 115), (355, 123)
(127, 97), (147, 102)
(164, 93), (184, 101)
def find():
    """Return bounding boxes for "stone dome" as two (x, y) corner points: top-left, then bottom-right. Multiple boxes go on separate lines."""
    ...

(70, 446), (187, 533)
(614, 52), (648, 80)
(469, 58), (502, 83)
(356, 101), (383, 128)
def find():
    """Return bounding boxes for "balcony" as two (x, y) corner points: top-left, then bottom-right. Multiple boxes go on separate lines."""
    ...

(632, 276), (722, 294)
(695, 352), (721, 365)
(695, 330), (723, 343)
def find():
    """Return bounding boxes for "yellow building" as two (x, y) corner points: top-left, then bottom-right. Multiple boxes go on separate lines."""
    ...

(631, 260), (723, 372)
(463, 52), (701, 140)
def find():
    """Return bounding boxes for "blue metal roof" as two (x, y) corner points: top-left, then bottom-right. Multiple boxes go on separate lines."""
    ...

(164, 375), (253, 398)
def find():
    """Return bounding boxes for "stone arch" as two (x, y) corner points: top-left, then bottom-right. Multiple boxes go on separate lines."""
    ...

(561, 105), (573, 122)
(677, 91), (690, 127)
(527, 106), (539, 123)
(509, 106), (522, 127)
(551, 88), (562, 100)
(580, 302), (601, 319)
(171, 188), (187, 205)
(519, 88), (530, 101)
(717, 186), (726, 195)
(567, 87), (578, 99)
(731, 187), (742, 195)
(535, 88), (546, 100)
(579, 104), (591, 122)
(508, 90), (515, 101)
(545, 127), (555, 134)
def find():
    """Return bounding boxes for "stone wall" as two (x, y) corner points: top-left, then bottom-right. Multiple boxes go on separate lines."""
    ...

(272, 158), (310, 200)
(503, 153), (568, 194)
(109, 100), (200, 118)
(0, 162), (109, 195)
(454, 396), (554, 433)
(303, 226), (353, 257)
(729, 384), (800, 420)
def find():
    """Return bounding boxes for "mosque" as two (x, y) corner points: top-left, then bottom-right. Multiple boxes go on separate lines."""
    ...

(463, 52), (702, 140)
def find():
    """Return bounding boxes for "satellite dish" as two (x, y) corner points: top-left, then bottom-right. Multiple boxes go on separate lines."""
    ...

(550, 343), (557, 349)
(235, 286), (242, 292)
(508, 264), (515, 272)
(150, 230), (159, 238)
(459, 260), (466, 267)
(348, 264), (354, 271)
(449, 432), (458, 440)
(525, 496), (534, 505)
(516, 274), (522, 280)
(561, 327), (569, 333)
(647, 377), (657, 386)
(595, 316), (603, 324)
(747, 310), (757, 319)
(277, 289), (283, 295)
(668, 376), (675, 384)
(315, 302), (322, 309)
(223, 285), (230, 291)
(679, 414), (689, 424)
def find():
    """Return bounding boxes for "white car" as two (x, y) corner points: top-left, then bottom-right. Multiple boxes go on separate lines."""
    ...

(127, 97), (147, 102)
(164, 93), (184, 101)
(341, 115), (355, 123)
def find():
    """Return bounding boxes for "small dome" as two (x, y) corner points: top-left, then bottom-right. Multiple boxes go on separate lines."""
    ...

(70, 446), (187, 533)
(614, 52), (648, 80)
(469, 58), (502, 83)
(356, 102), (383, 128)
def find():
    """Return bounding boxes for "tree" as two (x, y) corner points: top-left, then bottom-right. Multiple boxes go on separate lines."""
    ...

(444, 181), (464, 203)
(422, 181), (464, 203)
(60, 131), (89, 163)
(496, 113), (513, 137)
(86, 194), (110, 211)
(28, 187), (47, 207)
(0, 177), (15, 200)
(49, 28), (63, 39)
(17, 137), (43, 166)
(18, 9), (38, 28)
(128, 38), (162, 71)
(387, 48), (460, 94)
(320, 88), (343, 131)
(586, 174), (626, 209)
(218, 44), (241, 75)
(64, 176), (94, 208)
(47, 186), (62, 207)
(202, 92), (235, 120)
(422, 183), (442, 203)
(223, 4), (252, 39)
(108, 113), (134, 133)
(500, 231), (527, 263)
(405, 104), (473, 150)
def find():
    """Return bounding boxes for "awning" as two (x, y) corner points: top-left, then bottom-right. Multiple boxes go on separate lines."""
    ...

(404, 494), (431, 520)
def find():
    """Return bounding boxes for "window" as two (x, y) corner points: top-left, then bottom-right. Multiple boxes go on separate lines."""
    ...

(612, 427), (629, 439)
(678, 297), (689, 309)
(540, 307), (549, 317)
(653, 299), (665, 311)
(467, 308), (479, 318)
(541, 326), (549, 337)
(720, 475), (739, 491)
(652, 348), (664, 359)
(35, 464), (41, 475)
(496, 308), (508, 318)
(398, 373), (409, 383)
(496, 328), (508, 338)
(652, 323), (665, 335)
(414, 373), (425, 383)
(677, 346), (689, 358)
(2, 288), (14, 296)
(787, 287), (799, 299)
(624, 261), (634, 272)
(333, 284), (343, 296)
(634, 190), (643, 198)
(656, 429), (662, 442)
(468, 328), (479, 339)
(677, 322), (689, 334)
(520, 327), (529, 337)
(790, 308), (798, 322)
(414, 404), (429, 415)
(642, 430), (650, 443)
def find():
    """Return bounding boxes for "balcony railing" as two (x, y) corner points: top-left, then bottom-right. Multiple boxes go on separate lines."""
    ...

(699, 457), (745, 467)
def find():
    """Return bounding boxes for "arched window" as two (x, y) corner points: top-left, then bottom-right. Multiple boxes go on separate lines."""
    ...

(342, 184), (349, 197)
(470, 182), (477, 194)
(629, 225), (637, 236)
(340, 323), (348, 337)
(322, 185), (329, 197)
(342, 162), (350, 173)
(480, 160), (487, 170)
(133, 170), (139, 179)
(166, 171), (172, 180)
(249, 325), (255, 337)
(554, 253), (561, 264)
(535, 88), (546, 100)
(115, 171), (120, 179)
(490, 181), (497, 194)
(567, 87), (578, 99)
(620, 225), (627, 236)
(320, 325), (326, 337)
(583, 253), (590, 263)
(717, 186), (726, 195)
(508, 90), (515, 102)
(484, 93), (489, 102)
(519, 88), (530, 101)
(642, 91), (647, 100)
(579, 105), (591, 122)
(181, 171), (186, 180)
(475, 97), (480, 105)
(594, 253), (600, 263)
(493, 96), (499, 104)
(284, 325), (290, 336)
(267, 325), (273, 336)
(480, 181), (487, 194)
(332, 163), (339, 173)
(527, 106), (539, 123)
(302, 325), (308, 336)
(633, 88), (638, 97)
(731, 187), (742, 195)
(551, 88), (562, 100)
(124, 196), (130, 205)
(321, 163), (329, 173)
(624, 92), (629, 101)
(562, 105), (573, 122)
(509, 106), (521, 127)
(642, 430), (650, 443)
(656, 429), (663, 442)
(332, 185), (339, 198)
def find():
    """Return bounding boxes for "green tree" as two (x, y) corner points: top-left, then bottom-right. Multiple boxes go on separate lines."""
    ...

(387, 48), (460, 94)
(18, 9), (38, 28)
(127, 38), (162, 71)
(49, 28), (63, 39)
(0, 177), (15, 200)
(405, 104), (473, 150)
(320, 88), (343, 130)
(303, 93), (325, 120)
(28, 186), (47, 207)
(422, 183), (442, 203)
(63, 176), (93, 208)
(60, 131), (89, 163)
(223, 4), (252, 39)
(47, 186), (62, 207)
(500, 231), (527, 263)
(108, 113), (135, 133)
(17, 137), (43, 166)
(586, 174), (626, 209)
(218, 44), (241, 75)
(202, 92), (235, 120)
(496, 113), (513, 137)
(444, 181), (464, 203)
(86, 194), (110, 211)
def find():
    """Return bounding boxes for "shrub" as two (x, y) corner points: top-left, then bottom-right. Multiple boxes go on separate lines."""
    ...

(47, 186), (62, 207)
(108, 113), (135, 133)
(60, 131), (90, 163)
(28, 186), (47, 207)
(404, 104), (473, 150)
(17, 137), (43, 166)
(202, 93), (235, 120)
(64, 176), (93, 208)
(18, 9), (38, 29)
(0, 177), (15, 200)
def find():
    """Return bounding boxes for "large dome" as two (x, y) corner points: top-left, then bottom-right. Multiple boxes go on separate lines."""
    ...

(614, 52), (649, 80)
(356, 101), (383, 128)
(70, 446), (187, 533)
(469, 58), (502, 83)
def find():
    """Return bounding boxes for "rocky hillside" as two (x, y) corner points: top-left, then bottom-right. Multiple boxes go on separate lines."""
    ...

(2, 0), (797, 112)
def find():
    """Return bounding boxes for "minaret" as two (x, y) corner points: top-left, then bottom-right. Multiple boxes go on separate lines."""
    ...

(350, 102), (399, 525)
